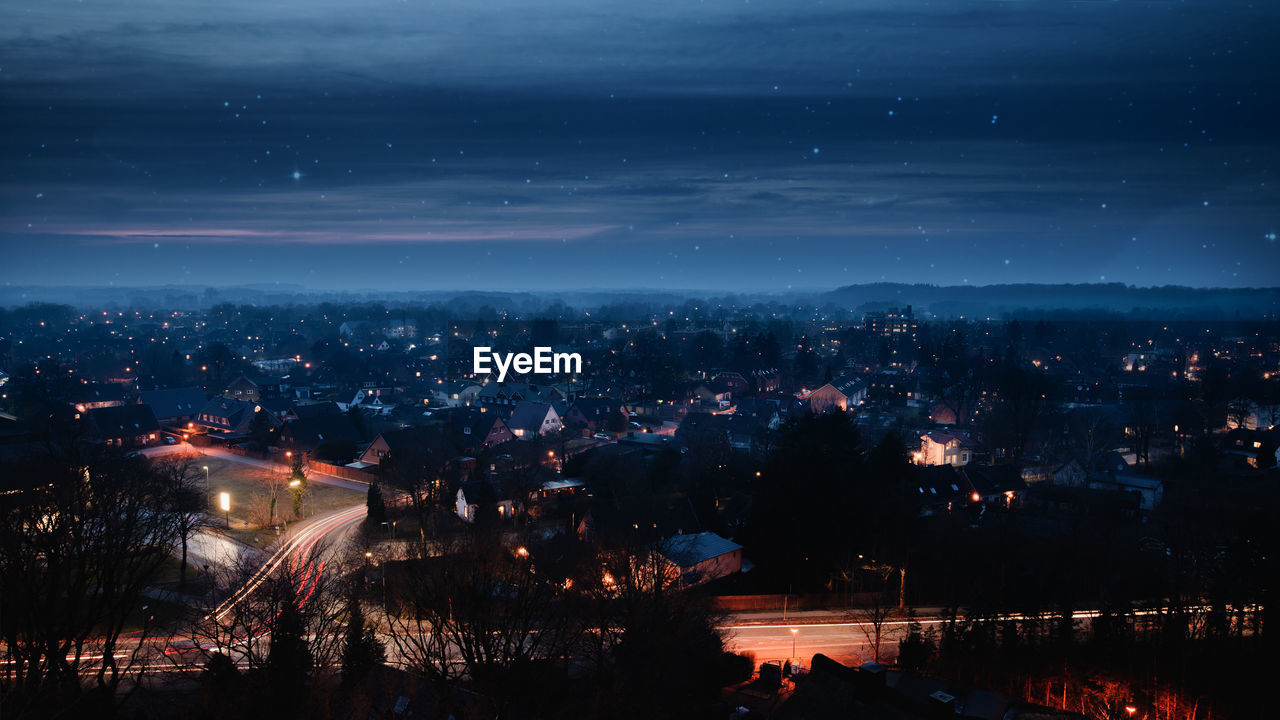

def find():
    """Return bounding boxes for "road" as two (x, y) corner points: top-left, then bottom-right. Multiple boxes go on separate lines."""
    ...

(719, 604), (1255, 668)
(141, 441), (371, 492)
(723, 616), (913, 667)
(210, 503), (368, 623)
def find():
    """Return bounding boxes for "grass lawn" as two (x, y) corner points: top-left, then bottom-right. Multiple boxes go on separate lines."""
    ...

(165, 452), (365, 542)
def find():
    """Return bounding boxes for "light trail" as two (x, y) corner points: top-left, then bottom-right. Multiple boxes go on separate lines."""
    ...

(210, 504), (365, 623)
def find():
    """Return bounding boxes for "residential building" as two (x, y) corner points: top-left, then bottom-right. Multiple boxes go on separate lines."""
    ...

(807, 373), (868, 414)
(916, 430), (975, 466)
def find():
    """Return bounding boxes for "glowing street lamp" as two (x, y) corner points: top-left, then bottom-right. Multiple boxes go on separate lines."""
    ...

(218, 492), (231, 528)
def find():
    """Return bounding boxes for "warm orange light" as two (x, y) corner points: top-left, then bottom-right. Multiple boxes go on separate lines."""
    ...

(516, 546), (529, 558)
(971, 492), (981, 502)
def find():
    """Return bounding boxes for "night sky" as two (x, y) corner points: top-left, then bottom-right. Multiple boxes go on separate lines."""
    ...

(1, 0), (1278, 292)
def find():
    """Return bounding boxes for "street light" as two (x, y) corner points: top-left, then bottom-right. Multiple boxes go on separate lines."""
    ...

(790, 627), (798, 660)
(202, 465), (209, 489)
(219, 492), (231, 528)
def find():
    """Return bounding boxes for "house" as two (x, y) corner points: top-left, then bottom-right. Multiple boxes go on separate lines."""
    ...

(339, 386), (399, 411)
(383, 319), (417, 339)
(69, 384), (128, 413)
(286, 401), (343, 422)
(916, 430), (975, 466)
(439, 408), (514, 449)
(712, 371), (750, 395)
(751, 368), (782, 393)
(224, 375), (260, 402)
(280, 414), (366, 456)
(1088, 472), (1164, 512)
(139, 386), (207, 424)
(962, 465), (1027, 506)
(692, 381), (733, 409)
(913, 465), (973, 515)
(476, 382), (566, 410)
(734, 398), (782, 429)
(677, 413), (761, 452)
(505, 401), (562, 439)
(455, 482), (521, 523)
(1222, 427), (1280, 468)
(806, 373), (868, 414)
(430, 380), (483, 407)
(675, 413), (731, 450)
(538, 477), (586, 499)
(577, 495), (701, 548)
(359, 425), (451, 466)
(928, 400), (976, 425)
(258, 396), (296, 421)
(192, 397), (281, 436)
(1049, 456), (1088, 488)
(1226, 397), (1280, 431)
(87, 404), (160, 447)
(565, 397), (628, 431)
(656, 532), (743, 587)
(363, 394), (398, 416)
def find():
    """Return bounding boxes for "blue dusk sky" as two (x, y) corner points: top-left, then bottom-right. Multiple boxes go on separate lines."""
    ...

(1, 0), (1277, 291)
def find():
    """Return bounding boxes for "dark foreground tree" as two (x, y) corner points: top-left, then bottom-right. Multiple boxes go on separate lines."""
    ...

(155, 453), (210, 587)
(0, 444), (183, 718)
(340, 590), (385, 689)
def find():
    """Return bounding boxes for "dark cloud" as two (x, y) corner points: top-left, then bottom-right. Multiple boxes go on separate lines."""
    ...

(0, 1), (1277, 291)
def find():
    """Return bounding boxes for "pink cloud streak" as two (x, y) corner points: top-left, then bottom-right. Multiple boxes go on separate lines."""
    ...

(58, 225), (620, 244)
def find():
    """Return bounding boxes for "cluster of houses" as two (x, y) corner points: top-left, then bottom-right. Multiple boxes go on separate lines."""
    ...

(27, 309), (1280, 599)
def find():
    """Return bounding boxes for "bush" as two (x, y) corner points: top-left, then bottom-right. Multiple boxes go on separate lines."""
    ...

(717, 651), (755, 686)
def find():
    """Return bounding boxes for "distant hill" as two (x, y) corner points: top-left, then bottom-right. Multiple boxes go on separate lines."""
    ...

(2, 282), (1277, 319)
(820, 283), (1280, 319)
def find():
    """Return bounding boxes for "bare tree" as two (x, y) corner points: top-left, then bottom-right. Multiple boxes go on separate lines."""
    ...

(384, 528), (582, 706)
(154, 453), (210, 587)
(1123, 386), (1161, 467)
(1226, 395), (1253, 430)
(0, 445), (183, 718)
(188, 538), (351, 676)
(847, 594), (897, 664)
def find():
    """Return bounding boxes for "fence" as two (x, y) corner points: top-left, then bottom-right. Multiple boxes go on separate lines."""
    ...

(219, 444), (373, 484)
(306, 459), (374, 484)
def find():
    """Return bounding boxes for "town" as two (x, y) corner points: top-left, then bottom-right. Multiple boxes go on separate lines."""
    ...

(1, 293), (1275, 719)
